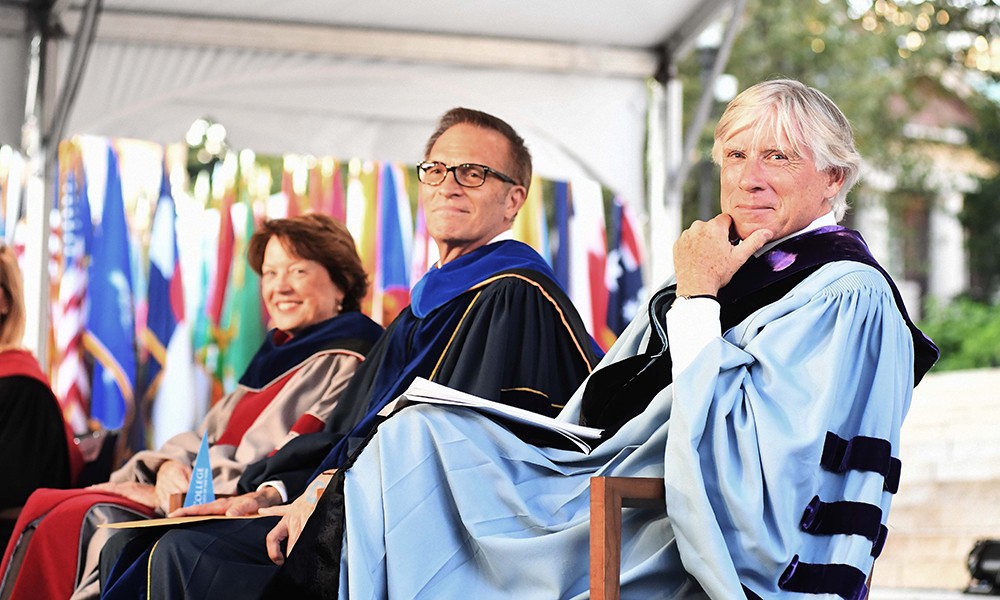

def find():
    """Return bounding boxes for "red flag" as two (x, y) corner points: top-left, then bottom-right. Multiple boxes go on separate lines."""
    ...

(568, 178), (611, 350)
(206, 172), (234, 328)
(329, 162), (346, 222)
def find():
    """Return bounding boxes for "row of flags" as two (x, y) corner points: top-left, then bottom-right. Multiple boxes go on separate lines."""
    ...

(2, 136), (646, 455)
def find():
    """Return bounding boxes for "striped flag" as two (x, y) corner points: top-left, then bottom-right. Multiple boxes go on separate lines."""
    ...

(83, 143), (137, 430)
(202, 157), (237, 402)
(145, 170), (199, 447)
(52, 144), (91, 433)
(142, 170), (183, 401)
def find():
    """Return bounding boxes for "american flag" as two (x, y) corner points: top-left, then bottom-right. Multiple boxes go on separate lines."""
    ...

(51, 145), (92, 434)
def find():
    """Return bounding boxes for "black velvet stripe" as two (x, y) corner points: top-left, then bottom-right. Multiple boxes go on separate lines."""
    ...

(779, 555), (868, 600)
(799, 496), (883, 542)
(886, 456), (901, 493)
(821, 432), (901, 493)
(872, 524), (888, 558)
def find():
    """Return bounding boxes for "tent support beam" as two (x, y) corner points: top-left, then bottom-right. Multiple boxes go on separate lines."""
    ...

(674, 0), (746, 189)
(645, 0), (744, 287)
(19, 0), (103, 369)
(21, 13), (51, 367)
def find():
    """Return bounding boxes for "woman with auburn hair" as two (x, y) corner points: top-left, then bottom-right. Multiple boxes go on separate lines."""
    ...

(0, 214), (383, 600)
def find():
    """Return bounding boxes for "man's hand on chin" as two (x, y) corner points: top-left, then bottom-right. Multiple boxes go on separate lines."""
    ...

(674, 213), (773, 296)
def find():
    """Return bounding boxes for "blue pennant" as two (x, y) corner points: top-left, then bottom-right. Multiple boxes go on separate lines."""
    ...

(183, 435), (216, 507)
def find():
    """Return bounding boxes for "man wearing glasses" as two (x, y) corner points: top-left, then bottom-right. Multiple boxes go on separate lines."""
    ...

(98, 108), (601, 599)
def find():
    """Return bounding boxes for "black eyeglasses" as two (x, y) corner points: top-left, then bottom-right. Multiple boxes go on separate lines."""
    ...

(416, 161), (518, 188)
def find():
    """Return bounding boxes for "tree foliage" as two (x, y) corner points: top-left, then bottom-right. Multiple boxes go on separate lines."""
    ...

(677, 0), (1000, 307)
(919, 297), (1000, 369)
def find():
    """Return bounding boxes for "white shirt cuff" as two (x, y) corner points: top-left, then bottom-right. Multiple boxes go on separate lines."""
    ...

(667, 296), (721, 378)
(258, 480), (288, 504)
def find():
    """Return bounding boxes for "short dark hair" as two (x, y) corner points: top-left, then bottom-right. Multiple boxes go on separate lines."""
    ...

(247, 214), (368, 313)
(424, 107), (532, 188)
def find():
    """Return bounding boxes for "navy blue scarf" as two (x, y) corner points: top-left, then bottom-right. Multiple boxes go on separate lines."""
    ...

(410, 240), (557, 318)
(238, 311), (383, 390)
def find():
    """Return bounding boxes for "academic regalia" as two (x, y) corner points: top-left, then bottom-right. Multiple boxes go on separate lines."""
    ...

(0, 349), (77, 546)
(269, 227), (938, 599)
(0, 312), (381, 600)
(100, 239), (602, 600)
(238, 239), (602, 497)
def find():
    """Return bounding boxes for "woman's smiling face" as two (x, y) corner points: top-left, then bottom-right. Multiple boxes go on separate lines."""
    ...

(260, 236), (342, 334)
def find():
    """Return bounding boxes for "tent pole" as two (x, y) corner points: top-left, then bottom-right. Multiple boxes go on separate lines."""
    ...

(645, 78), (666, 287)
(21, 15), (52, 369)
(675, 0), (746, 188)
(646, 61), (684, 288)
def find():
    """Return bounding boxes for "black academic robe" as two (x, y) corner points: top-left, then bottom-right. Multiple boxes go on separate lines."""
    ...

(0, 349), (74, 546)
(238, 239), (600, 498)
(100, 240), (601, 600)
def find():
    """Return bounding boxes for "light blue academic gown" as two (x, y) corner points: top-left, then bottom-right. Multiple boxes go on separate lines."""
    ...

(336, 260), (920, 599)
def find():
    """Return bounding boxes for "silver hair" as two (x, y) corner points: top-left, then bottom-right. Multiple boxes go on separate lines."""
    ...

(711, 79), (862, 221)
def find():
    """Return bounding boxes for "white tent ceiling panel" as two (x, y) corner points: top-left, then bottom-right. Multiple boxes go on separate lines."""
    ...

(92, 0), (715, 50)
(3, 0), (738, 362)
(65, 42), (651, 202)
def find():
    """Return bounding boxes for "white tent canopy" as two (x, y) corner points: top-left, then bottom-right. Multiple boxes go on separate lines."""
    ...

(0, 0), (739, 362)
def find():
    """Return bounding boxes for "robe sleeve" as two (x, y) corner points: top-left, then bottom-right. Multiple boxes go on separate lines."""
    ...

(431, 274), (600, 417)
(110, 352), (362, 495)
(109, 389), (243, 485)
(664, 264), (915, 598)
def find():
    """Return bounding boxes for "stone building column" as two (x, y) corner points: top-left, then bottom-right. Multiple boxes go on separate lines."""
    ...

(927, 187), (968, 303)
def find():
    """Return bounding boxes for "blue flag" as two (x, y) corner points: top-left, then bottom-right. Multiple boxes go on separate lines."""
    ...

(606, 197), (646, 336)
(143, 170), (182, 396)
(552, 181), (572, 290)
(84, 144), (137, 430)
(183, 434), (216, 507)
(375, 164), (412, 325)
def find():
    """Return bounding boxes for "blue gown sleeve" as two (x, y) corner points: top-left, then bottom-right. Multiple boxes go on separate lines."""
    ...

(664, 263), (916, 598)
